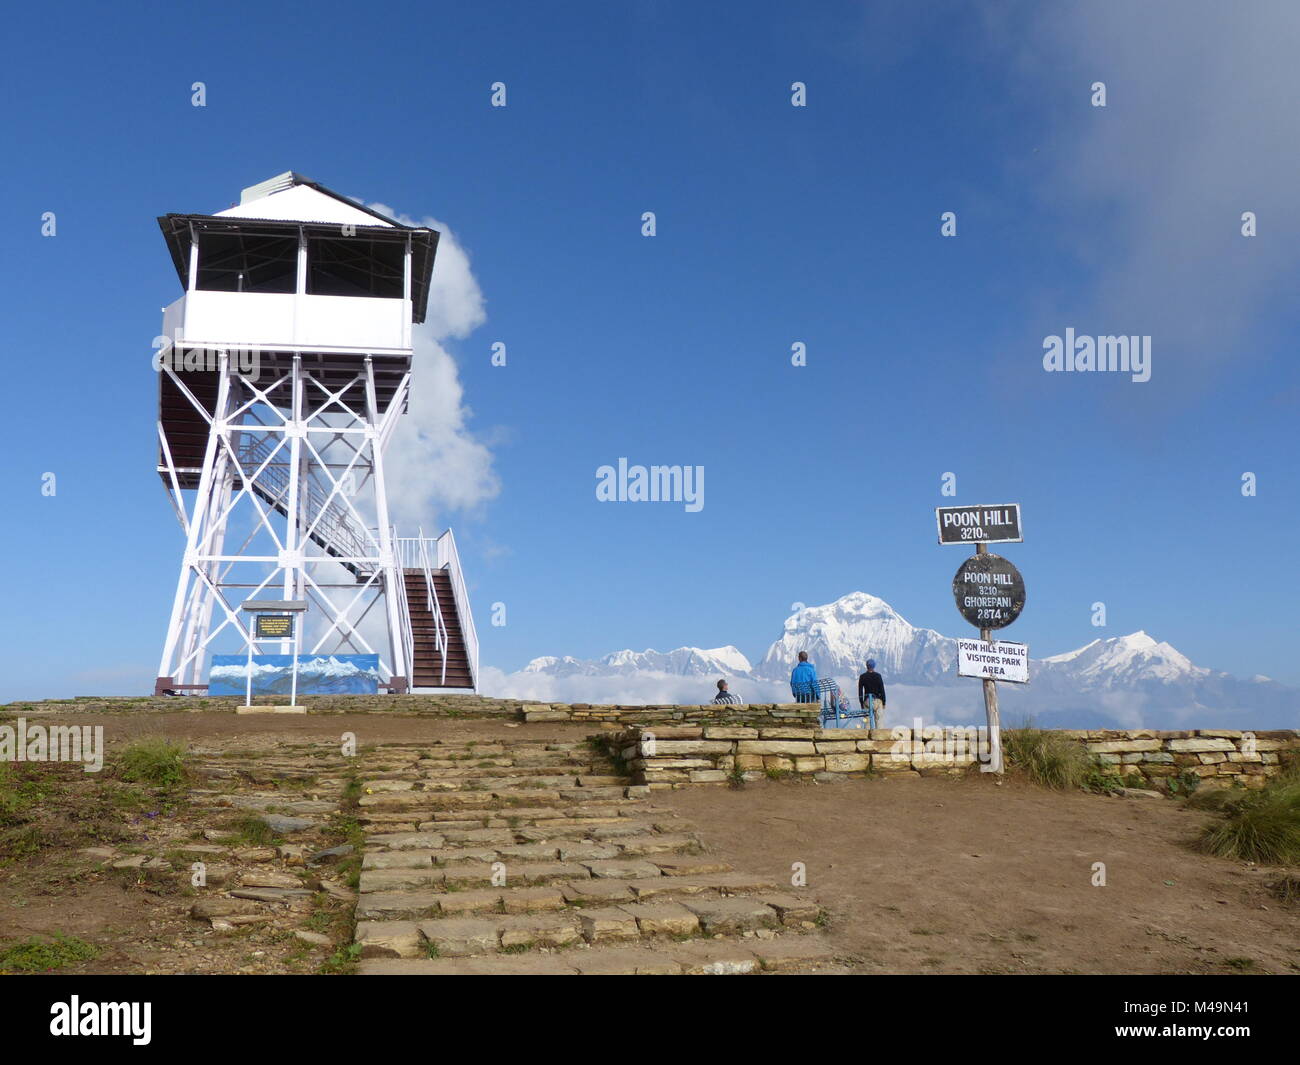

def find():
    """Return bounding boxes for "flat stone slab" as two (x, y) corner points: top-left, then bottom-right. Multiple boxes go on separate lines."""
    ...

(500, 887), (567, 913)
(620, 901), (700, 937)
(431, 848), (501, 865)
(354, 891), (446, 921)
(496, 844), (562, 862)
(655, 857), (733, 877)
(417, 918), (501, 957)
(560, 881), (635, 904)
(615, 834), (696, 856)
(556, 842), (621, 861)
(583, 859), (664, 880)
(439, 862), (500, 887)
(238, 871), (304, 889)
(439, 828), (514, 845)
(260, 814), (318, 834)
(577, 907), (641, 942)
(359, 868), (443, 893)
(362, 850), (440, 870)
(624, 877), (714, 900)
(688, 871), (781, 893)
(430, 889), (503, 915)
(513, 862), (591, 885)
(359, 955), (581, 975)
(682, 898), (778, 935)
(365, 833), (447, 850)
(759, 894), (822, 925)
(497, 914), (583, 949)
(355, 920), (423, 959)
(1118, 787), (1165, 800)
(229, 887), (313, 902)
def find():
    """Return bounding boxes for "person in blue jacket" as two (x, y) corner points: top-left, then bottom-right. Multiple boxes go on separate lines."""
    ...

(790, 651), (820, 703)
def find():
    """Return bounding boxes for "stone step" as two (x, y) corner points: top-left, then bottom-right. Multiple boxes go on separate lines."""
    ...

(414, 765), (623, 783)
(357, 897), (770, 958)
(560, 871), (784, 904)
(358, 853), (714, 897)
(360, 814), (626, 839)
(356, 934), (838, 974)
(419, 775), (587, 790)
(357, 788), (642, 811)
(360, 828), (693, 870)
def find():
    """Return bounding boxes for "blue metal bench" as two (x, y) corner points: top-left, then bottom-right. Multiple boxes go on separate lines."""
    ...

(819, 680), (877, 730)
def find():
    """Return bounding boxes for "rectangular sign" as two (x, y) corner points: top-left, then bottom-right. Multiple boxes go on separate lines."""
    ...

(956, 638), (1029, 683)
(254, 614), (294, 639)
(936, 503), (1022, 545)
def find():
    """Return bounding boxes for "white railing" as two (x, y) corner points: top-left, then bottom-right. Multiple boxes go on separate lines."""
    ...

(416, 531), (449, 687)
(392, 532), (449, 687)
(389, 529), (414, 691)
(436, 528), (478, 692)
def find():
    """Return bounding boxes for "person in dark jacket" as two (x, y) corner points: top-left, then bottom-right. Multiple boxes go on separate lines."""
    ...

(713, 679), (742, 705)
(858, 659), (886, 726)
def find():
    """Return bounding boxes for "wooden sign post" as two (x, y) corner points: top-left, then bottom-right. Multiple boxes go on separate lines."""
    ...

(939, 505), (1027, 776)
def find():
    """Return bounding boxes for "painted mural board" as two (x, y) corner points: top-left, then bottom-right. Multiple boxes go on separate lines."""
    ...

(209, 654), (380, 696)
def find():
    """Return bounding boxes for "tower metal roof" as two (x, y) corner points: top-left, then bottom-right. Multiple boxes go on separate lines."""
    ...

(157, 173), (440, 324)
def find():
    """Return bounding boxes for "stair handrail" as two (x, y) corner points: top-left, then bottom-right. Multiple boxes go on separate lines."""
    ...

(390, 525), (414, 692)
(415, 527), (450, 687)
(435, 528), (478, 691)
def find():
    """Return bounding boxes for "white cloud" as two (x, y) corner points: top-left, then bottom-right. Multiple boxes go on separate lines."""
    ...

(366, 204), (500, 530)
(479, 666), (794, 707)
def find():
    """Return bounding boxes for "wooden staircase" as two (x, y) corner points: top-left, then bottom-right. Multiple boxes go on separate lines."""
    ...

(404, 568), (474, 690)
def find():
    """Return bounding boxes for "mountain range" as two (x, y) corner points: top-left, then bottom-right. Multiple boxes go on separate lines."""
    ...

(491, 592), (1298, 730)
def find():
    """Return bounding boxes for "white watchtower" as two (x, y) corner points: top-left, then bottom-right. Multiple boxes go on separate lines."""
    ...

(153, 172), (477, 696)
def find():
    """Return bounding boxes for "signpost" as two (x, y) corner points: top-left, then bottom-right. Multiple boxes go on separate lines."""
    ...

(956, 638), (1028, 684)
(952, 553), (1025, 629)
(240, 599), (308, 711)
(937, 503), (1026, 775)
(254, 614), (294, 640)
(936, 503), (1022, 545)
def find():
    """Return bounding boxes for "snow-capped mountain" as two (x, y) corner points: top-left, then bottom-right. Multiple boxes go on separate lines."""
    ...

(756, 592), (957, 683)
(1039, 631), (1207, 688)
(506, 592), (1298, 728)
(523, 646), (752, 678)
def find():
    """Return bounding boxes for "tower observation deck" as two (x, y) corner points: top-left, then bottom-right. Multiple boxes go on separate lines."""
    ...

(153, 172), (477, 696)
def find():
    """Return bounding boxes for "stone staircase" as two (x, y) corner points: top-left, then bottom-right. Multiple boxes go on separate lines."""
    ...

(352, 737), (840, 974)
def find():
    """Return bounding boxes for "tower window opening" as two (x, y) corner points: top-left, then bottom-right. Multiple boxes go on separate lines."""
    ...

(307, 237), (404, 299)
(195, 232), (298, 293)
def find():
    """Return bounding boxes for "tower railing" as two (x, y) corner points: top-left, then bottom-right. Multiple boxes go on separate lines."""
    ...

(393, 533), (449, 687)
(436, 528), (478, 691)
(389, 527), (415, 692)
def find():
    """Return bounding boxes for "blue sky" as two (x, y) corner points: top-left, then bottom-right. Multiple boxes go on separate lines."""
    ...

(2, 1), (1298, 702)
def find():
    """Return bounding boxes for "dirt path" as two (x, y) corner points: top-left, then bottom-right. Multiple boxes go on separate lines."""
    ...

(656, 774), (1299, 974)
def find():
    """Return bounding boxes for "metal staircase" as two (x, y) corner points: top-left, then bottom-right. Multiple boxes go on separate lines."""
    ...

(236, 433), (377, 576)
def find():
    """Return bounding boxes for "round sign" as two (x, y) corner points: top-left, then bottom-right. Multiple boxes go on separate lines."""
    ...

(952, 553), (1025, 630)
